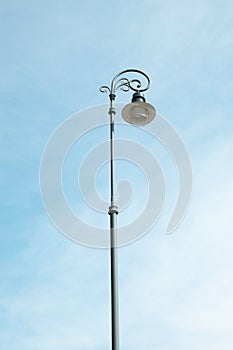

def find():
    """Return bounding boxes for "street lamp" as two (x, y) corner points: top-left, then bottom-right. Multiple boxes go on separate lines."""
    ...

(100, 69), (156, 350)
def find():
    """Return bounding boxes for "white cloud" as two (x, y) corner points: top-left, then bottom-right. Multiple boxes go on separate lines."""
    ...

(117, 129), (233, 348)
(1, 0), (233, 349)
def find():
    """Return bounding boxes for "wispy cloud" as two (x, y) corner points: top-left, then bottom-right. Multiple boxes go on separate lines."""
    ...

(1, 0), (233, 349)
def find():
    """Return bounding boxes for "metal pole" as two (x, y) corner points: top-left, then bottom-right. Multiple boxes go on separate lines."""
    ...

(108, 94), (119, 350)
(99, 69), (152, 350)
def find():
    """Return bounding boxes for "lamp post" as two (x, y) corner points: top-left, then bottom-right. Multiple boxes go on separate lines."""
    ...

(100, 69), (156, 350)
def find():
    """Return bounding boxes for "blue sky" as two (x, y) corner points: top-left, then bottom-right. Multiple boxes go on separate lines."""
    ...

(1, 0), (233, 349)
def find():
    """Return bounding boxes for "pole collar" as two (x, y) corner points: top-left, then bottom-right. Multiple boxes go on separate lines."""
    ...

(108, 206), (119, 215)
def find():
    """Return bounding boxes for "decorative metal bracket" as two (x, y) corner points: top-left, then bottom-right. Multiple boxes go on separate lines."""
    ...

(99, 69), (151, 101)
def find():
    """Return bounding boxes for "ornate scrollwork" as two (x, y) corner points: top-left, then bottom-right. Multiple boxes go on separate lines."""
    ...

(115, 78), (130, 92)
(99, 85), (111, 94)
(99, 69), (151, 98)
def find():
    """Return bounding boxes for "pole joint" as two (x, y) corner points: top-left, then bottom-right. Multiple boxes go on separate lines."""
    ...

(108, 206), (119, 215)
(108, 107), (116, 116)
(109, 93), (116, 101)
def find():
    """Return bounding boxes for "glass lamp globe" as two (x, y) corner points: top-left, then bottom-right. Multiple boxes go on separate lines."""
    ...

(121, 92), (156, 126)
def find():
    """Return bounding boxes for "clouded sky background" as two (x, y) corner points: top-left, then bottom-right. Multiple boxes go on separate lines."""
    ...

(1, 1), (233, 349)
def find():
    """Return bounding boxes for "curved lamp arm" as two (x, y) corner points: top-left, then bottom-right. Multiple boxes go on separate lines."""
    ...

(99, 69), (151, 100)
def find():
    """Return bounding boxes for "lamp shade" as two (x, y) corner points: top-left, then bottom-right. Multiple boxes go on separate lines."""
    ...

(121, 101), (156, 126)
